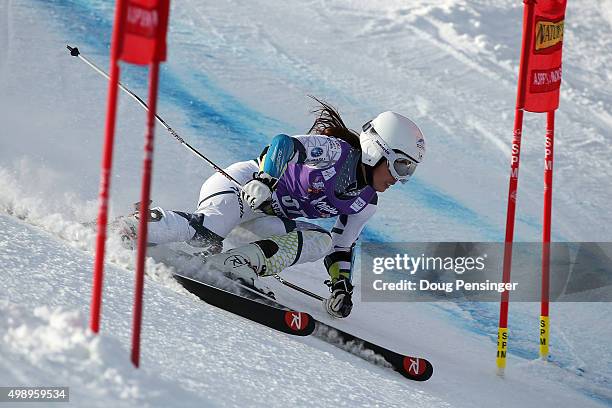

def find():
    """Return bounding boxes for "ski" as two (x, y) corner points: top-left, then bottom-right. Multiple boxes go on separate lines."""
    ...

(314, 323), (434, 381)
(175, 271), (433, 380)
(262, 276), (434, 381)
(173, 273), (315, 336)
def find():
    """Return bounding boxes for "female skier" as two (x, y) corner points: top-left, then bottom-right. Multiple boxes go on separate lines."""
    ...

(125, 100), (426, 318)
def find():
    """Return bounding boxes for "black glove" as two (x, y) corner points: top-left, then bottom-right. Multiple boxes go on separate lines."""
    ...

(324, 278), (354, 318)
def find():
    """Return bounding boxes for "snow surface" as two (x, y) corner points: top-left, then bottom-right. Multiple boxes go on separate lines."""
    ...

(1, 0), (611, 407)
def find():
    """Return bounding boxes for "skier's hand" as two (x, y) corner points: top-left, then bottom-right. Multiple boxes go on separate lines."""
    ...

(241, 172), (277, 210)
(324, 278), (354, 318)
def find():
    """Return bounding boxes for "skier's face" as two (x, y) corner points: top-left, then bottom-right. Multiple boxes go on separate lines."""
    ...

(372, 160), (397, 192)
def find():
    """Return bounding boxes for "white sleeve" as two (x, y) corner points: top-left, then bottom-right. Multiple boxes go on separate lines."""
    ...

(324, 203), (377, 280)
(331, 203), (377, 251)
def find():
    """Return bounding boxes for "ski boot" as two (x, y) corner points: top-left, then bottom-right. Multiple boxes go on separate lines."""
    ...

(203, 243), (267, 287)
(111, 201), (161, 250)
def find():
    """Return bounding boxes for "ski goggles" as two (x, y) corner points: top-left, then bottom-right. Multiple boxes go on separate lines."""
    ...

(362, 121), (418, 183)
(389, 152), (418, 183)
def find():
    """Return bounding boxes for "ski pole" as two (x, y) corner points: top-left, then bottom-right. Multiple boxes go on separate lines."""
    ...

(66, 45), (242, 188)
(273, 274), (325, 301)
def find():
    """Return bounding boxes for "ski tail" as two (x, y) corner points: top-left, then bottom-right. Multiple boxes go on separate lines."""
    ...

(174, 274), (315, 336)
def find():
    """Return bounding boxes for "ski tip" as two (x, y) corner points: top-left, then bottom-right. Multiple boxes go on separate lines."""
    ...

(401, 356), (434, 381)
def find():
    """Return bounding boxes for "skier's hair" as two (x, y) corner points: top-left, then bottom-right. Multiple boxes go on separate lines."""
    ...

(307, 96), (361, 150)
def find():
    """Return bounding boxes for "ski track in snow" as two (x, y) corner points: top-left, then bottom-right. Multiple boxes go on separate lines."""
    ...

(1, 0), (612, 407)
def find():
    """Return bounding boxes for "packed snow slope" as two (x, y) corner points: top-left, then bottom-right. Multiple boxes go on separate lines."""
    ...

(1, 0), (611, 407)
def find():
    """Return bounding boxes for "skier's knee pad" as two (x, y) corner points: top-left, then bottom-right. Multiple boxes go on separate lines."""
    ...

(252, 231), (300, 276)
(252, 230), (332, 275)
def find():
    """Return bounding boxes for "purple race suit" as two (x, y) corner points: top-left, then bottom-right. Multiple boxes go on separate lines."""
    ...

(267, 135), (377, 220)
(262, 134), (379, 279)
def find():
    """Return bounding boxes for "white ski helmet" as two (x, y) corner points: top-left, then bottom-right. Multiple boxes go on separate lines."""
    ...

(360, 111), (425, 183)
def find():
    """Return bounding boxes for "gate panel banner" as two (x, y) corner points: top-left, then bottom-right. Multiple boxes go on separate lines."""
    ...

(119, 0), (170, 65)
(523, 0), (567, 113)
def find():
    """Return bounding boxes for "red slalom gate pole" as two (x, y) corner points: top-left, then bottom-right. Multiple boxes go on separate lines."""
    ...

(131, 61), (161, 367)
(496, 109), (524, 374)
(540, 111), (555, 359)
(496, 0), (536, 376)
(90, 0), (128, 334)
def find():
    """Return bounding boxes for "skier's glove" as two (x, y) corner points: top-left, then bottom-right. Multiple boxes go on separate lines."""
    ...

(241, 171), (277, 210)
(324, 278), (354, 318)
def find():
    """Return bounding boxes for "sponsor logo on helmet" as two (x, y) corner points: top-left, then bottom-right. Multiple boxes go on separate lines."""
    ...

(534, 18), (564, 54)
(375, 139), (391, 155)
(415, 138), (425, 161)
